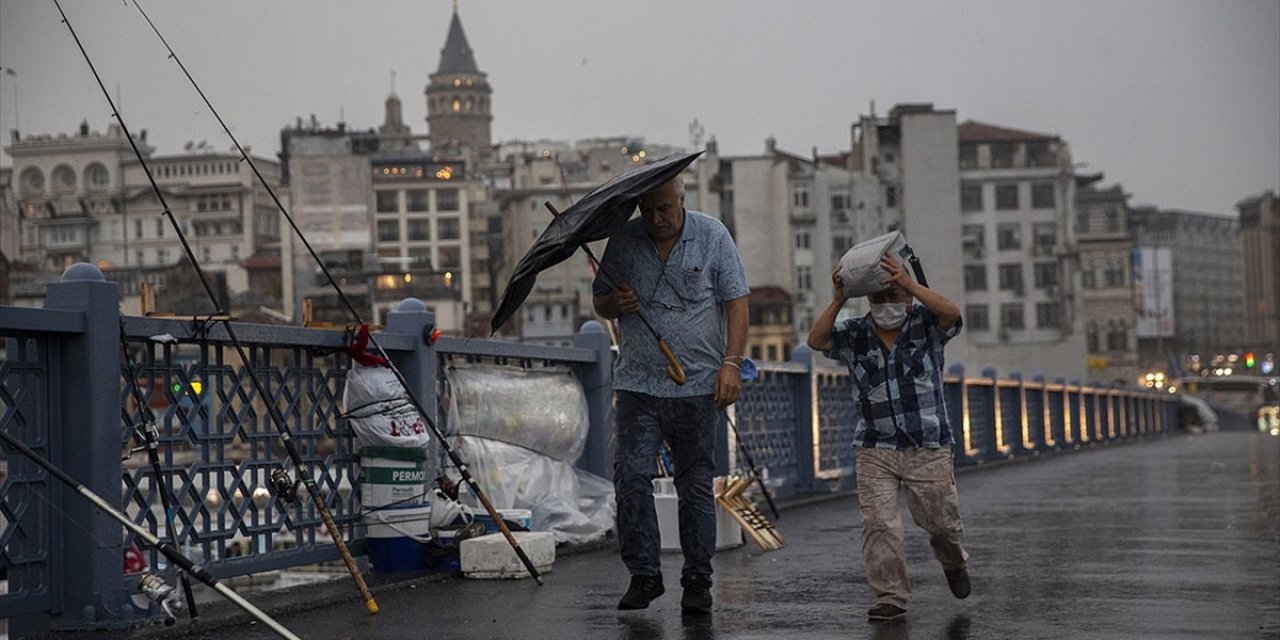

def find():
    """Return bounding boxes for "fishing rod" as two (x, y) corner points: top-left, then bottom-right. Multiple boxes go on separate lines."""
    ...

(118, 322), (199, 619)
(543, 202), (687, 385)
(725, 414), (780, 520)
(52, 0), (380, 613)
(0, 430), (302, 640)
(129, 0), (546, 584)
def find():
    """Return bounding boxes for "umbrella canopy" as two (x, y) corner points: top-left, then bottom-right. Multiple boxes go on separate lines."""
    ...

(490, 150), (704, 334)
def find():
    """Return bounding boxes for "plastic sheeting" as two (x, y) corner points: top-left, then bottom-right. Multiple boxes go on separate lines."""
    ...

(446, 366), (588, 462)
(445, 366), (614, 545)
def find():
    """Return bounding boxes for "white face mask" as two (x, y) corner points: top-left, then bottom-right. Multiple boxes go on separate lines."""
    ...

(870, 303), (909, 330)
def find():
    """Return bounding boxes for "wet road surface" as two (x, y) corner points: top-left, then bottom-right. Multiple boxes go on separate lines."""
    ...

(94, 431), (1280, 640)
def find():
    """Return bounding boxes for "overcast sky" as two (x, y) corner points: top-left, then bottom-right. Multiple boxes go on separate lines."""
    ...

(1, 1), (1276, 213)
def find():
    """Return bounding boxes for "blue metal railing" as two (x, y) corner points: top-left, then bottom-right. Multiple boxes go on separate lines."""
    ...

(0, 265), (1180, 635)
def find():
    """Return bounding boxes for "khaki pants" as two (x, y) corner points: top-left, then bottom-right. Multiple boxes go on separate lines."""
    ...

(856, 446), (968, 608)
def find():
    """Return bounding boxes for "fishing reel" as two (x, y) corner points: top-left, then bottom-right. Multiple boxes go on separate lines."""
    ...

(137, 572), (183, 625)
(270, 466), (297, 503)
(123, 420), (161, 461)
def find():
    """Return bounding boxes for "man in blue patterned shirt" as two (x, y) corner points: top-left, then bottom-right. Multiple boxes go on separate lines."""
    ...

(807, 254), (970, 622)
(593, 174), (749, 615)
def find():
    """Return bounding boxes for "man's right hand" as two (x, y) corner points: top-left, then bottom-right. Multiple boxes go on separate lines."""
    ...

(831, 267), (848, 303)
(614, 284), (640, 315)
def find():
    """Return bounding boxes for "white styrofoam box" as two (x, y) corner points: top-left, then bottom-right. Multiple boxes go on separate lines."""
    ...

(654, 479), (743, 551)
(460, 531), (555, 579)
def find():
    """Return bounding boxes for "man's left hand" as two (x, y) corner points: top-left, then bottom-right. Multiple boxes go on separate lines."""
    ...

(880, 255), (915, 291)
(714, 364), (741, 409)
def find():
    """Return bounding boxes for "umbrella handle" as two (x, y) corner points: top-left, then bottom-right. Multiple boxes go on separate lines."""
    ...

(658, 339), (687, 385)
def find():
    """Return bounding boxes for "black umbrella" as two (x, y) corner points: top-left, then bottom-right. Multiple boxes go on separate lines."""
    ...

(491, 150), (703, 383)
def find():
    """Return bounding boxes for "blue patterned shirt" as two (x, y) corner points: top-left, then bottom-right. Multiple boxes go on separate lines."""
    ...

(823, 305), (962, 450)
(593, 210), (750, 398)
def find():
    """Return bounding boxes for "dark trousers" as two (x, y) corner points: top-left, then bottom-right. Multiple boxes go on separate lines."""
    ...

(613, 391), (718, 579)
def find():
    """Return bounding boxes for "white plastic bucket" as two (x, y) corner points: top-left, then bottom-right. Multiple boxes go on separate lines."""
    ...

(365, 504), (432, 572)
(360, 447), (428, 508)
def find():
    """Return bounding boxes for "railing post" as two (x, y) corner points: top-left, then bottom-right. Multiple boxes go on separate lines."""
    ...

(1033, 374), (1053, 449)
(1009, 369), (1032, 451)
(1056, 376), (1073, 446)
(790, 345), (817, 492)
(572, 320), (614, 480)
(42, 264), (132, 630)
(383, 298), (437, 472)
(950, 364), (975, 462)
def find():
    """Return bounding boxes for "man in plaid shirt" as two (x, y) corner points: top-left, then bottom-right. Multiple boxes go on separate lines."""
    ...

(807, 254), (970, 622)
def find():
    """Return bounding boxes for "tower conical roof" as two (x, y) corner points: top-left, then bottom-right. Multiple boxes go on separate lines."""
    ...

(436, 10), (479, 74)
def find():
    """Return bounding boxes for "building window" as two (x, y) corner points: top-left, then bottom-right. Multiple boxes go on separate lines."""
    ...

(1103, 260), (1125, 287)
(1106, 321), (1128, 352)
(998, 263), (1024, 292)
(135, 250), (144, 266)
(1034, 263), (1059, 288)
(202, 246), (212, 262)
(156, 219), (166, 238)
(134, 219), (143, 239)
(1077, 209), (1091, 233)
(230, 244), (239, 261)
(966, 304), (989, 331)
(407, 219), (431, 241)
(997, 223), (1021, 250)
(959, 143), (978, 169)
(408, 248), (432, 268)
(962, 224), (985, 256)
(791, 184), (810, 210)
(1105, 206), (1121, 231)
(1036, 302), (1060, 329)
(437, 216), (461, 240)
(831, 191), (851, 212)
(1086, 321), (1100, 353)
(52, 165), (76, 192)
(157, 248), (169, 264)
(1000, 303), (1025, 330)
(438, 246), (461, 270)
(964, 265), (987, 291)
(20, 167), (45, 193)
(995, 184), (1019, 210)
(1026, 141), (1054, 167)
(377, 220), (400, 242)
(794, 230), (811, 250)
(884, 185), (898, 208)
(1032, 222), (1057, 255)
(86, 163), (109, 189)
(376, 190), (400, 213)
(436, 188), (460, 211)
(1081, 267), (1096, 289)
(961, 184), (983, 211)
(990, 143), (1014, 168)
(796, 265), (813, 292)
(1031, 183), (1055, 208)
(831, 234), (851, 256)
(406, 190), (430, 212)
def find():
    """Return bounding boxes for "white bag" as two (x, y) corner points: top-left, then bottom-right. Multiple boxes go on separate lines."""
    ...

(343, 365), (432, 449)
(836, 231), (915, 298)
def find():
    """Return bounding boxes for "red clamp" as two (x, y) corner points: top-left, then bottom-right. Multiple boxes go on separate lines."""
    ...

(345, 323), (390, 367)
(427, 328), (442, 345)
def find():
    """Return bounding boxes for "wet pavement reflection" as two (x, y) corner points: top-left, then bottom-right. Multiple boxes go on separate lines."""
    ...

(105, 432), (1278, 640)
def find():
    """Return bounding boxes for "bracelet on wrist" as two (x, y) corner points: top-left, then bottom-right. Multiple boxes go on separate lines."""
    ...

(722, 360), (742, 370)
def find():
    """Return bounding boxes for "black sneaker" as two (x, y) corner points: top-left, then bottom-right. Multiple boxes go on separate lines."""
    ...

(867, 603), (907, 621)
(680, 574), (712, 615)
(617, 574), (665, 610)
(945, 566), (971, 599)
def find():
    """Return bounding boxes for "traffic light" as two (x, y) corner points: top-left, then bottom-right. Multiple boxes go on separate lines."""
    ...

(1245, 352), (1256, 369)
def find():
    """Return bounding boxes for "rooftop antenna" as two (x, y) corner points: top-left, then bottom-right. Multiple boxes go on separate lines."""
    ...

(390, 69), (396, 93)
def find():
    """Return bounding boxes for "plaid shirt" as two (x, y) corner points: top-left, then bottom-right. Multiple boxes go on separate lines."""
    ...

(823, 305), (962, 450)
